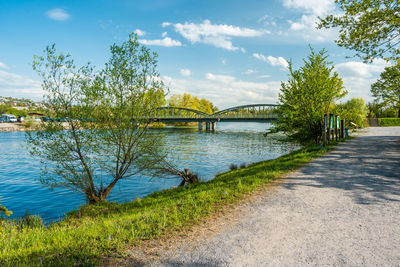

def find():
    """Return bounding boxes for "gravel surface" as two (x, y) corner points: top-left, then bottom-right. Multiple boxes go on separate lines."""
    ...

(155, 127), (400, 266)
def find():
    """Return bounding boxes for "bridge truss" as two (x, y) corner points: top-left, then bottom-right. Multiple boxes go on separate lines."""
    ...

(152, 104), (279, 123)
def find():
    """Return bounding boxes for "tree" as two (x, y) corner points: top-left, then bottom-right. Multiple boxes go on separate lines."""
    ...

(168, 93), (218, 114)
(371, 62), (400, 117)
(334, 98), (368, 128)
(271, 48), (347, 144)
(28, 33), (168, 204)
(318, 0), (400, 62)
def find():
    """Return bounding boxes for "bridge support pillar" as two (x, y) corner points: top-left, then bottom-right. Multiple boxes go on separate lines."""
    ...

(198, 122), (203, 131)
(211, 122), (216, 131)
(205, 122), (210, 131)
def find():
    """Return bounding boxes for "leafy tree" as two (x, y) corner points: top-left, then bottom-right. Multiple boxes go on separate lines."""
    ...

(0, 104), (10, 114)
(28, 34), (167, 204)
(367, 100), (398, 118)
(271, 48), (346, 144)
(318, 0), (400, 62)
(168, 93), (218, 114)
(371, 62), (400, 117)
(335, 98), (368, 128)
(6, 108), (27, 118)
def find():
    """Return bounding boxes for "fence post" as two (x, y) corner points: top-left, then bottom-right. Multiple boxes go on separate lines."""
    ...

(334, 115), (338, 141)
(341, 119), (345, 138)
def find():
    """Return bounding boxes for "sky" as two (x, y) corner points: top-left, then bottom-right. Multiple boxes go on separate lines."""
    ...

(0, 0), (391, 109)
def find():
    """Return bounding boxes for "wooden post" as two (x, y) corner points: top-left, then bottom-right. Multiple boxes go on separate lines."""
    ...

(327, 114), (332, 143)
(340, 119), (345, 138)
(323, 114), (327, 146)
(334, 115), (338, 141)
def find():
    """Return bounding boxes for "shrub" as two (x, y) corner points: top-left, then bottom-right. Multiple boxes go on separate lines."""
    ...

(17, 212), (44, 229)
(229, 163), (238, 170)
(378, 118), (400, 126)
(240, 163), (247, 169)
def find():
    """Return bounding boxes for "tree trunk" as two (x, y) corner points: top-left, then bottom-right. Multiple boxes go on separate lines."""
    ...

(398, 107), (400, 118)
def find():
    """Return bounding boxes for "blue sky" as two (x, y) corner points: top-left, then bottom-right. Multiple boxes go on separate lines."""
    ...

(0, 0), (390, 109)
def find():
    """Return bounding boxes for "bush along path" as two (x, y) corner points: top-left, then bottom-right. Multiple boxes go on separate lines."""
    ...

(0, 139), (345, 266)
(153, 127), (400, 266)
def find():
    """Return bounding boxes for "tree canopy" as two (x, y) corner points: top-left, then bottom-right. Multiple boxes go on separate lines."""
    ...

(168, 93), (218, 114)
(29, 34), (168, 203)
(371, 61), (400, 117)
(334, 98), (368, 128)
(271, 48), (346, 144)
(318, 0), (400, 62)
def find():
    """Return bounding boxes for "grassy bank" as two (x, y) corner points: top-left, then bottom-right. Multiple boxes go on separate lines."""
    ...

(0, 141), (344, 266)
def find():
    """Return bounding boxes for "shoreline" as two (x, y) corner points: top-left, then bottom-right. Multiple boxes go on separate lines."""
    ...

(0, 123), (26, 132)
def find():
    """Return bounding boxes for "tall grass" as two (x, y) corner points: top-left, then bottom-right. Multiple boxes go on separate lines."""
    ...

(0, 141), (342, 266)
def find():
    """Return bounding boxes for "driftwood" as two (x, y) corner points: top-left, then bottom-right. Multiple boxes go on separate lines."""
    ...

(158, 160), (199, 187)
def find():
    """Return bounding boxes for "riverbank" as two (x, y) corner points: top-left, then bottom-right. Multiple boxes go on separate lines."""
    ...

(0, 123), (26, 132)
(0, 140), (343, 266)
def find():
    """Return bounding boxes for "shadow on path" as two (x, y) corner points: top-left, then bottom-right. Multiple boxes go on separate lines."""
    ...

(283, 135), (400, 205)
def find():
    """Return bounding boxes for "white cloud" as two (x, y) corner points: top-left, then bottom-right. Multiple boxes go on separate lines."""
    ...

(0, 62), (9, 69)
(243, 69), (256, 75)
(0, 70), (43, 99)
(267, 56), (289, 68)
(162, 73), (280, 109)
(258, 15), (277, 26)
(221, 59), (227, 65)
(335, 59), (391, 102)
(162, 32), (168, 37)
(162, 22), (172, 27)
(163, 20), (268, 51)
(253, 53), (267, 62)
(253, 53), (288, 69)
(283, 0), (335, 16)
(257, 74), (271, 79)
(282, 0), (339, 42)
(46, 8), (70, 21)
(138, 37), (182, 47)
(180, 69), (191, 77)
(134, 29), (146, 36)
(335, 59), (390, 78)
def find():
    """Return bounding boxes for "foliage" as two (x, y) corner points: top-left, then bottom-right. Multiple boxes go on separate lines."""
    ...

(367, 100), (398, 118)
(0, 202), (12, 217)
(271, 48), (346, 144)
(0, 141), (342, 266)
(371, 61), (400, 117)
(28, 33), (167, 204)
(6, 108), (27, 118)
(319, 0), (400, 62)
(378, 118), (400, 126)
(0, 104), (9, 114)
(23, 116), (36, 128)
(168, 93), (218, 114)
(334, 98), (368, 128)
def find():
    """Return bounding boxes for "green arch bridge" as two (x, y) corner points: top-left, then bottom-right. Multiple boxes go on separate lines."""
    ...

(151, 104), (279, 130)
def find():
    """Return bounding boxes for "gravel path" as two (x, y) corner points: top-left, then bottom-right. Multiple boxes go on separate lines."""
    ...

(156, 127), (400, 266)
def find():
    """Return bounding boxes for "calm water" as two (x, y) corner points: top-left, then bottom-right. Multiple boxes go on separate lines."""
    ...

(0, 122), (297, 223)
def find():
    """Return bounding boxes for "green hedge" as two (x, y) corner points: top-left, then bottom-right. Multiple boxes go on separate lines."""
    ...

(378, 118), (400, 126)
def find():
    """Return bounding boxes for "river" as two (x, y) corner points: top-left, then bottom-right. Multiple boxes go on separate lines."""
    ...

(0, 122), (297, 223)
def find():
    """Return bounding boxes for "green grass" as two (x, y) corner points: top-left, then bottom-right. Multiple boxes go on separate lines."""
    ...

(0, 140), (344, 266)
(378, 118), (400, 126)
